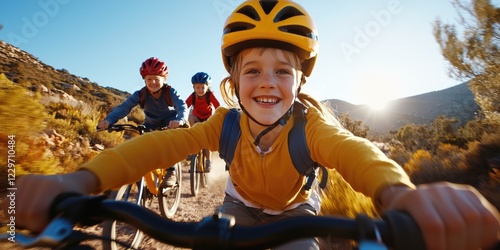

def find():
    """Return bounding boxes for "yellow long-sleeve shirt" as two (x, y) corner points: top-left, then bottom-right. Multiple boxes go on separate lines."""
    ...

(81, 106), (414, 211)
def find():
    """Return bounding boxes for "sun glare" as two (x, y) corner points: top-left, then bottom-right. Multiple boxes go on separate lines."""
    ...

(368, 100), (388, 111)
(355, 71), (400, 112)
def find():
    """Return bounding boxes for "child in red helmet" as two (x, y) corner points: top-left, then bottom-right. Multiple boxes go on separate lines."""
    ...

(98, 57), (188, 130)
(97, 57), (188, 186)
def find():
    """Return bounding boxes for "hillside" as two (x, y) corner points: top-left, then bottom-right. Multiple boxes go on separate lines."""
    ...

(0, 40), (129, 114)
(327, 82), (480, 134)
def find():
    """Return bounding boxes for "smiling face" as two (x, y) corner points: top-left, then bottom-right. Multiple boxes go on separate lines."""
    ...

(237, 48), (301, 125)
(193, 83), (208, 97)
(144, 75), (166, 93)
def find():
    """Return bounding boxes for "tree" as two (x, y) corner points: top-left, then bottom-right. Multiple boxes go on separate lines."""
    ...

(395, 123), (433, 152)
(434, 0), (500, 125)
(431, 115), (466, 147)
(337, 113), (369, 138)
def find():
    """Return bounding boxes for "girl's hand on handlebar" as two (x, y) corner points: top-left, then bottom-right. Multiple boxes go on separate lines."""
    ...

(1, 171), (99, 233)
(382, 182), (500, 250)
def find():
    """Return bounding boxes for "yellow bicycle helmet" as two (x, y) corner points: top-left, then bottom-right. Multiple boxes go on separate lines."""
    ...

(221, 0), (319, 77)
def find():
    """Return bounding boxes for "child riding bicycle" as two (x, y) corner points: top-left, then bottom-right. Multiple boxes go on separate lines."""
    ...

(6, 1), (499, 249)
(97, 57), (189, 187)
(185, 72), (220, 172)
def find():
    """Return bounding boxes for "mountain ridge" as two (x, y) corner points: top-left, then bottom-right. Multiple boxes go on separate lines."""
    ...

(326, 82), (479, 133)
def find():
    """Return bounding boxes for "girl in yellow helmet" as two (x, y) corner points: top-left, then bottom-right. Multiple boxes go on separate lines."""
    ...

(5, 1), (499, 249)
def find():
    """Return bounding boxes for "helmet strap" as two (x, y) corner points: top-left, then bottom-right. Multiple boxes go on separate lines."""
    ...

(235, 88), (294, 146)
(238, 99), (293, 146)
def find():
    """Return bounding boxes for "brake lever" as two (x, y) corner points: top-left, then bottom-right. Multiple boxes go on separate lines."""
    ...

(8, 217), (73, 248)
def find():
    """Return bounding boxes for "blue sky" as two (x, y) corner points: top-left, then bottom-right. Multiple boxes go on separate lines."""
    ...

(0, 1), (463, 109)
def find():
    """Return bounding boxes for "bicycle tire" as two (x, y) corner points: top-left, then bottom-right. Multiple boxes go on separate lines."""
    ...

(158, 163), (182, 219)
(190, 153), (201, 196)
(200, 151), (208, 188)
(102, 182), (145, 250)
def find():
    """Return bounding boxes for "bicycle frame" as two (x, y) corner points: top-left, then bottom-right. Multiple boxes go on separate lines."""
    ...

(144, 168), (165, 196)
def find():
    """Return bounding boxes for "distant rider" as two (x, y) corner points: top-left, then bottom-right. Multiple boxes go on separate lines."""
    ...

(185, 72), (220, 172)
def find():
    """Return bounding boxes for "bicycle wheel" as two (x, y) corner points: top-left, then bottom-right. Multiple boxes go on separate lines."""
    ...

(200, 151), (209, 188)
(190, 153), (201, 196)
(158, 163), (182, 219)
(102, 181), (145, 250)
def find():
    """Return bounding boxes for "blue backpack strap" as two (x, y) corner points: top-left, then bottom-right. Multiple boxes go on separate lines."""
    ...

(289, 102), (328, 190)
(219, 108), (241, 171)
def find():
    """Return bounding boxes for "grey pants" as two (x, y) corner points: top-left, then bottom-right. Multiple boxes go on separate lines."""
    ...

(220, 194), (320, 250)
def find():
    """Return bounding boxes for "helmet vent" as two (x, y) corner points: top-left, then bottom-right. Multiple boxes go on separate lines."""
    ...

(259, 0), (278, 15)
(224, 22), (256, 34)
(236, 5), (260, 21)
(274, 6), (304, 22)
(279, 25), (318, 40)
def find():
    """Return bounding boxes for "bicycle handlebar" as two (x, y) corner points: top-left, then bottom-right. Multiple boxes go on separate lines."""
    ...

(96, 124), (161, 135)
(1, 193), (433, 250)
(96, 123), (188, 135)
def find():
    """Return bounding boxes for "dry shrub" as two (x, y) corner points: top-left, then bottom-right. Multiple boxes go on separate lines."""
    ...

(91, 129), (125, 148)
(403, 143), (470, 184)
(477, 170), (500, 211)
(387, 144), (413, 167)
(462, 132), (500, 175)
(127, 106), (145, 125)
(461, 132), (500, 209)
(319, 169), (376, 218)
(404, 149), (433, 176)
(318, 169), (377, 249)
(467, 171), (500, 213)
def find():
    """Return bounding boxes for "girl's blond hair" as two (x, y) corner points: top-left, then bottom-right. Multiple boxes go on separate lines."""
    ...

(219, 48), (341, 126)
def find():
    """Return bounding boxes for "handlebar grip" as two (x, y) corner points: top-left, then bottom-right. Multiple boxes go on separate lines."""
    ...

(49, 193), (108, 226)
(382, 211), (426, 250)
(49, 192), (82, 219)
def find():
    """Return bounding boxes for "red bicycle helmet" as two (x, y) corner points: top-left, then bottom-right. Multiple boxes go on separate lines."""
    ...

(140, 57), (169, 79)
(221, 0), (319, 77)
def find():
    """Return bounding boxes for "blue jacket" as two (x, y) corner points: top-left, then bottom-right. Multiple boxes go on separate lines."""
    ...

(105, 85), (188, 129)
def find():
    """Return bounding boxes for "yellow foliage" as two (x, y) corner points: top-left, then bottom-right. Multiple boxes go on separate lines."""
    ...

(0, 74), (111, 186)
(0, 75), (61, 189)
(404, 149), (432, 174)
(0, 73), (48, 135)
(319, 169), (376, 218)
